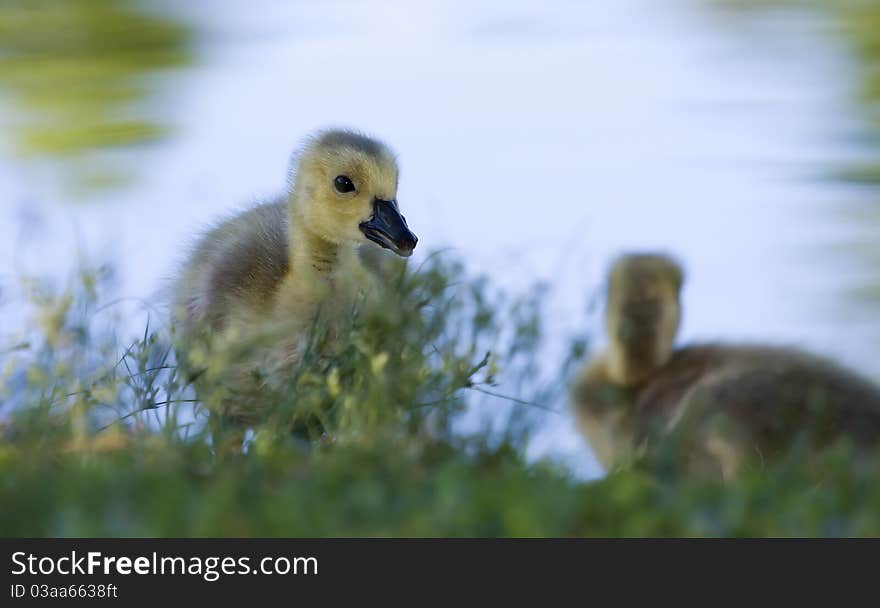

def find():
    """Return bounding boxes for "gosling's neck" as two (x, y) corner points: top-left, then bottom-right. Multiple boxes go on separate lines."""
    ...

(270, 191), (367, 331)
(288, 217), (342, 277)
(604, 341), (669, 387)
(284, 184), (353, 279)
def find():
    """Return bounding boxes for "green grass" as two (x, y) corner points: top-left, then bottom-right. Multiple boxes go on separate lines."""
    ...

(3, 253), (880, 537)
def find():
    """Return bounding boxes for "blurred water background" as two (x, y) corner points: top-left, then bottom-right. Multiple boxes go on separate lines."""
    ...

(1, 0), (879, 478)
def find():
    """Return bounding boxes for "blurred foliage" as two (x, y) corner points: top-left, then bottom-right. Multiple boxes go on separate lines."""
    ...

(3, 254), (880, 537)
(0, 0), (193, 192)
(5, 429), (880, 537)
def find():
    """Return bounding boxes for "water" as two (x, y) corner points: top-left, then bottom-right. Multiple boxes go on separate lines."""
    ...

(2, 0), (879, 478)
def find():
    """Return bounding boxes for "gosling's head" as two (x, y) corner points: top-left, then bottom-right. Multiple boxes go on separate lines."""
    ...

(604, 253), (684, 385)
(289, 129), (418, 257)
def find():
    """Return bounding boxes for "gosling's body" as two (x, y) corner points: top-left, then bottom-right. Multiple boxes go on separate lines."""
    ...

(173, 129), (418, 429)
(176, 199), (290, 332)
(572, 254), (880, 477)
(175, 199), (368, 338)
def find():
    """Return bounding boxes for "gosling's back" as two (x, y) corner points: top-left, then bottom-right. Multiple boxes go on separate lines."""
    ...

(633, 344), (880, 447)
(174, 200), (289, 331)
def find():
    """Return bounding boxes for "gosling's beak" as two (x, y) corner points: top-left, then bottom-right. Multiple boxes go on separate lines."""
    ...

(359, 198), (418, 257)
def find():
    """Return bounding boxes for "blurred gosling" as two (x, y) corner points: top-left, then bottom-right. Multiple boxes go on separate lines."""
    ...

(571, 253), (880, 478)
(173, 129), (418, 434)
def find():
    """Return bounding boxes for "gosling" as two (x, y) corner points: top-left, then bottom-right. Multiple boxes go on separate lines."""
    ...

(571, 253), (880, 478)
(173, 129), (418, 432)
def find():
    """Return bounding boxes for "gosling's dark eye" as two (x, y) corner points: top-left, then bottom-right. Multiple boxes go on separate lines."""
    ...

(333, 175), (355, 194)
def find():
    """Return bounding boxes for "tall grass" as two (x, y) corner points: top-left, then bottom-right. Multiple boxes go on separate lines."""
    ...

(3, 251), (880, 537)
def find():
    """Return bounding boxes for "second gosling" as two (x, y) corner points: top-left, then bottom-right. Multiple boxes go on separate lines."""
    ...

(572, 253), (880, 478)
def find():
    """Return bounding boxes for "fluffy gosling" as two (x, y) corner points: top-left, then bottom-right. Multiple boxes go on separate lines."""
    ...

(173, 129), (418, 436)
(571, 253), (880, 478)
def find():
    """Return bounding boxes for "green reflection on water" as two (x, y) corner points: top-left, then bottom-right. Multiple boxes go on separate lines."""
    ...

(0, 0), (193, 193)
(836, 1), (880, 183)
(713, 0), (880, 316)
(714, 0), (880, 180)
